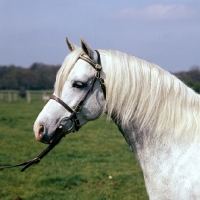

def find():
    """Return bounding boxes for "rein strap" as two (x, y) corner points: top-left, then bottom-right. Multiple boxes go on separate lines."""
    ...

(0, 128), (67, 172)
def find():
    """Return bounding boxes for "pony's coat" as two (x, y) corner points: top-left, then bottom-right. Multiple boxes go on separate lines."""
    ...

(55, 48), (200, 142)
(34, 38), (200, 198)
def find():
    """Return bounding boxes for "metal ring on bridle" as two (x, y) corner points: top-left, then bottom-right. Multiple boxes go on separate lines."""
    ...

(59, 117), (75, 132)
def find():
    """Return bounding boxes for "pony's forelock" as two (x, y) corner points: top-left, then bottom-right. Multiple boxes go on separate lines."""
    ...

(54, 48), (83, 96)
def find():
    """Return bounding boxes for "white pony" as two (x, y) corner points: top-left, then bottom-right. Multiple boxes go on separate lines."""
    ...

(34, 38), (200, 199)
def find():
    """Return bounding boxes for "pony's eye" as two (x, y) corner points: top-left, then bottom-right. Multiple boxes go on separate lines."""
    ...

(72, 81), (84, 89)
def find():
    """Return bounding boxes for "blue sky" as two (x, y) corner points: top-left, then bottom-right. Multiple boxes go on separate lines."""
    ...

(0, 0), (200, 72)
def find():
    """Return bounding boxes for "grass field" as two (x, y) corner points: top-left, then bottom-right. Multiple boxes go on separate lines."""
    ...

(0, 99), (148, 200)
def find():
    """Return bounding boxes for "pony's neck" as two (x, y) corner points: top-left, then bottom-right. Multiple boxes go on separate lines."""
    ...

(114, 120), (200, 198)
(106, 51), (200, 198)
(104, 50), (200, 144)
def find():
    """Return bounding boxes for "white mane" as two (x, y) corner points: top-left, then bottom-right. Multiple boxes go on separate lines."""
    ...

(55, 48), (200, 141)
(102, 50), (200, 141)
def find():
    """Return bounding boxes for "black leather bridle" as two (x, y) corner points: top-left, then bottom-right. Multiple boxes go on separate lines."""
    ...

(0, 50), (106, 172)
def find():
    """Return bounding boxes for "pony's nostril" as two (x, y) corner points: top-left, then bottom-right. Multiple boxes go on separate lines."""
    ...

(39, 125), (44, 135)
(36, 125), (45, 142)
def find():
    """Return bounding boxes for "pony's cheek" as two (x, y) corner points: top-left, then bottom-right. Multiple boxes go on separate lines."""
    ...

(81, 102), (103, 121)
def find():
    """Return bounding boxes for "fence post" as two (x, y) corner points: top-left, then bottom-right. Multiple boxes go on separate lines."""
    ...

(27, 90), (31, 103)
(43, 91), (46, 101)
(8, 90), (11, 103)
(42, 91), (50, 102)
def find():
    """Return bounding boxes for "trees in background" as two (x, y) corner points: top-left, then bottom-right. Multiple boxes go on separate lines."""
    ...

(0, 64), (200, 93)
(0, 63), (60, 90)
(174, 66), (200, 93)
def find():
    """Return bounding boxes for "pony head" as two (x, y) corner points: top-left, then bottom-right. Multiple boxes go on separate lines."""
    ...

(33, 38), (106, 144)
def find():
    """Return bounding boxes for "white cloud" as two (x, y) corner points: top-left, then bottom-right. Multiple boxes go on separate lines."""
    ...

(109, 5), (198, 21)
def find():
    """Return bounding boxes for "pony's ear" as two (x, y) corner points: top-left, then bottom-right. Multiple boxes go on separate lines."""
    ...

(66, 37), (78, 52)
(80, 37), (97, 62)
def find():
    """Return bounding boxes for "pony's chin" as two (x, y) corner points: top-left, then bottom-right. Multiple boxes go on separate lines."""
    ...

(35, 134), (50, 144)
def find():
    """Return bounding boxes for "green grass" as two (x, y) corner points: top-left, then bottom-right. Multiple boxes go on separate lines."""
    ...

(0, 100), (148, 200)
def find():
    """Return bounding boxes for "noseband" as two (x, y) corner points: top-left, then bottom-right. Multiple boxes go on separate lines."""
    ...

(0, 50), (106, 172)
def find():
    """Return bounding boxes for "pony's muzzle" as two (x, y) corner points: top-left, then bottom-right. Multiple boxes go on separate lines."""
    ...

(34, 117), (75, 144)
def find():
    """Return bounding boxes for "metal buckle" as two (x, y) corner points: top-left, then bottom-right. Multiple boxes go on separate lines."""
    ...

(75, 118), (80, 127)
(75, 105), (81, 113)
(99, 78), (105, 85)
(95, 71), (100, 79)
(95, 64), (102, 71)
